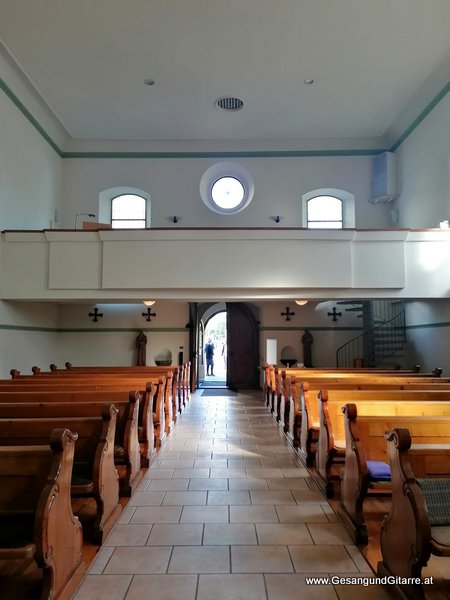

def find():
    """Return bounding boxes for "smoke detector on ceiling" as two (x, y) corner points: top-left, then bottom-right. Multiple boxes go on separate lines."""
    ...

(215, 96), (245, 111)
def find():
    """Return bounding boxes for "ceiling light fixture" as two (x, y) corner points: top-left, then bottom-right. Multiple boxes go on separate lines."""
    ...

(143, 300), (156, 306)
(303, 78), (314, 85)
(295, 300), (308, 306)
(144, 79), (155, 86)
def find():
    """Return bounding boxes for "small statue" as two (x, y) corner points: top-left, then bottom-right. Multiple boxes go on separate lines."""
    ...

(301, 329), (313, 367)
(135, 330), (147, 366)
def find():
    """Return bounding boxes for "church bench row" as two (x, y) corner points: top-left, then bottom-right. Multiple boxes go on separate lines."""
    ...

(264, 365), (446, 433)
(0, 428), (85, 600)
(317, 389), (450, 497)
(283, 374), (450, 452)
(34, 361), (191, 414)
(378, 427), (450, 600)
(338, 403), (450, 545)
(5, 372), (167, 451)
(0, 406), (121, 545)
(0, 394), (142, 497)
(263, 364), (442, 413)
(20, 364), (193, 439)
(0, 366), (190, 595)
(294, 378), (450, 466)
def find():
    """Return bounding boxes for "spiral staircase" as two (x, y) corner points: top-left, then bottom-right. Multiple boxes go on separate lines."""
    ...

(336, 300), (407, 368)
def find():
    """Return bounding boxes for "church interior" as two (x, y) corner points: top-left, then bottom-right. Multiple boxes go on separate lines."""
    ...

(1, 1), (450, 599)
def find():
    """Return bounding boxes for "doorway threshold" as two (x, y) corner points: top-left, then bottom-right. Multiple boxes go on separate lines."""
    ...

(198, 379), (227, 389)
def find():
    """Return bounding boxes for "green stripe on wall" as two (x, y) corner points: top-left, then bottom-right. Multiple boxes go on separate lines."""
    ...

(2, 76), (449, 159)
(260, 326), (363, 332)
(0, 78), (63, 157)
(390, 81), (450, 152)
(0, 324), (188, 333)
(1, 322), (450, 334)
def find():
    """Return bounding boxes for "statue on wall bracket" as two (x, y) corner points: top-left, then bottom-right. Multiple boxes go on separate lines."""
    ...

(135, 330), (147, 366)
(301, 329), (313, 367)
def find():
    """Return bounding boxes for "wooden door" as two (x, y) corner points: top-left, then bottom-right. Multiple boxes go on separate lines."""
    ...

(188, 302), (199, 392)
(226, 303), (260, 390)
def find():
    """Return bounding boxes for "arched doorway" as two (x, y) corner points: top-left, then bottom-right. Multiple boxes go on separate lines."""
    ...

(203, 311), (227, 387)
(188, 302), (260, 391)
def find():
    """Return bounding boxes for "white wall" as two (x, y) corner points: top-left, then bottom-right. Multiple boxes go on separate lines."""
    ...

(56, 302), (190, 368)
(62, 154), (390, 229)
(396, 93), (450, 228)
(259, 301), (362, 368)
(405, 300), (450, 376)
(0, 83), (63, 230)
(0, 301), (59, 378)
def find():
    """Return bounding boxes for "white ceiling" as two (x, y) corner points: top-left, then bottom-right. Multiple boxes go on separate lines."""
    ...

(1, 0), (450, 142)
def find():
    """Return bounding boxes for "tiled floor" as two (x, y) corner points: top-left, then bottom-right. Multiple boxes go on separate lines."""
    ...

(73, 390), (390, 600)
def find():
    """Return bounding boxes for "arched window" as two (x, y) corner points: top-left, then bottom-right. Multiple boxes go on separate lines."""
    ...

(302, 188), (355, 229)
(307, 195), (343, 229)
(98, 187), (151, 228)
(111, 194), (147, 229)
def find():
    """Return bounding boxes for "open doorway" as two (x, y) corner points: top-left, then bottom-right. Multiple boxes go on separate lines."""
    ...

(189, 302), (260, 392)
(202, 311), (227, 387)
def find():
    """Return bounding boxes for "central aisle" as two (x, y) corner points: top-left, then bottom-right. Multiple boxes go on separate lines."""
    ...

(74, 390), (389, 600)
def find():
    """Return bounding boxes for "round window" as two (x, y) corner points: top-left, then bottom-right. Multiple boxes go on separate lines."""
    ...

(211, 177), (245, 210)
(200, 162), (254, 215)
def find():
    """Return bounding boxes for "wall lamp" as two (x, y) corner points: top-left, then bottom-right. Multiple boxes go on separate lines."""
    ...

(75, 212), (96, 229)
(172, 216), (180, 224)
(271, 216), (282, 224)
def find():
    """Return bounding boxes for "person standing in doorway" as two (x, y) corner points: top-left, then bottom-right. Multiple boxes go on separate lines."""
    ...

(204, 338), (215, 376)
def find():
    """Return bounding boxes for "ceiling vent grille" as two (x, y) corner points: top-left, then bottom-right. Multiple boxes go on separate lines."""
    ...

(215, 96), (244, 111)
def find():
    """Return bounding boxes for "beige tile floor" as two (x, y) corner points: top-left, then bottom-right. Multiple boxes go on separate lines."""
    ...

(73, 390), (391, 600)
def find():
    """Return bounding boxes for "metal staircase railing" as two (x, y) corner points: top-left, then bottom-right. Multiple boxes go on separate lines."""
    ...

(336, 301), (406, 368)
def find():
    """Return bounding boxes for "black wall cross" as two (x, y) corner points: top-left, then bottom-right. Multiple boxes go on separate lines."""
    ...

(89, 307), (103, 322)
(328, 306), (342, 322)
(281, 306), (295, 321)
(142, 308), (157, 322)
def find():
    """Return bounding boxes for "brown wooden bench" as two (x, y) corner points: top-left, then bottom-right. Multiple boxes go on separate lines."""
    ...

(318, 389), (450, 498)
(43, 361), (191, 414)
(271, 368), (447, 433)
(377, 427), (450, 600)
(0, 392), (142, 496)
(293, 378), (450, 465)
(3, 374), (164, 452)
(0, 407), (121, 544)
(0, 428), (85, 600)
(339, 404), (450, 544)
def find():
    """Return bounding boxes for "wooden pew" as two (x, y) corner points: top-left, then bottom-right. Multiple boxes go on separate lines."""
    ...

(281, 374), (449, 455)
(42, 362), (190, 414)
(0, 428), (85, 600)
(0, 392), (142, 496)
(339, 404), (450, 544)
(3, 374), (164, 451)
(377, 427), (450, 600)
(318, 389), (450, 497)
(0, 407), (121, 544)
(293, 378), (450, 464)
(272, 367), (446, 432)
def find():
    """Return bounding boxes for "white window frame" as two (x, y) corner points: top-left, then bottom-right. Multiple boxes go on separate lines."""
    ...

(302, 188), (355, 229)
(111, 193), (147, 229)
(99, 186), (151, 227)
(200, 162), (254, 215)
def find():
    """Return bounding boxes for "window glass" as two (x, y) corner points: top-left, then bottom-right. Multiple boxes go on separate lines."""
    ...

(111, 194), (146, 228)
(307, 195), (343, 228)
(211, 177), (245, 210)
(200, 162), (254, 215)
